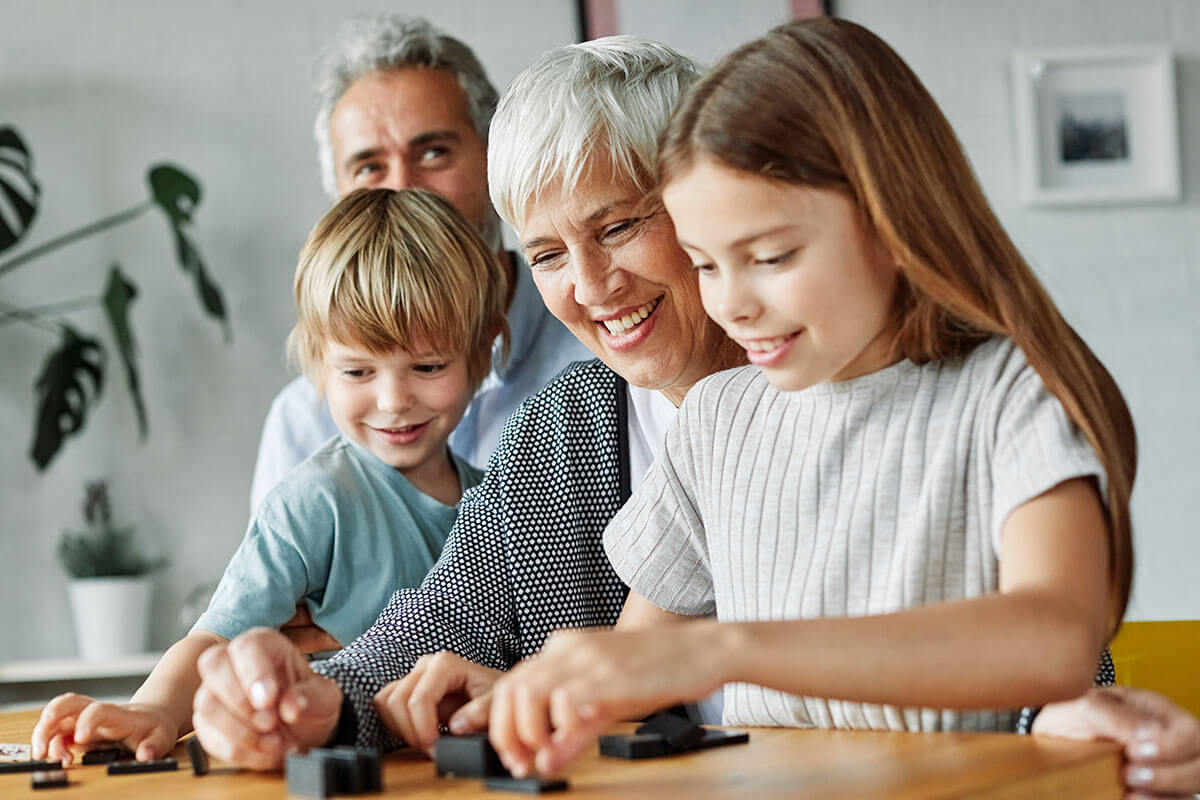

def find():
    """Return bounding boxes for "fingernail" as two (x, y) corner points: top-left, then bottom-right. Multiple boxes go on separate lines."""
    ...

(578, 703), (597, 720)
(250, 681), (270, 708)
(449, 717), (468, 734)
(253, 710), (276, 732)
(294, 693), (309, 711)
(1127, 766), (1154, 786)
(1132, 739), (1158, 759)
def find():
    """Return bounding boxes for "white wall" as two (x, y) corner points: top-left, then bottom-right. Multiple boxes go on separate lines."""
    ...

(832, 0), (1200, 621)
(0, 0), (575, 660)
(1, 0), (1194, 666)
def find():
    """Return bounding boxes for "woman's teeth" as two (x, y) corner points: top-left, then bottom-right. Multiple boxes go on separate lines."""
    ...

(602, 297), (660, 334)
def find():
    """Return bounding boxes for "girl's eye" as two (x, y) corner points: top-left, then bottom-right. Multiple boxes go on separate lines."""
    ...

(690, 262), (717, 275)
(755, 249), (797, 267)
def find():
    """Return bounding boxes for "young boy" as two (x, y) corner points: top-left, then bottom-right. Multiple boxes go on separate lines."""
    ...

(31, 188), (508, 764)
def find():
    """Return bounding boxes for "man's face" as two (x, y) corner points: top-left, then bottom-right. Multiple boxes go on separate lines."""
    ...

(329, 68), (493, 242)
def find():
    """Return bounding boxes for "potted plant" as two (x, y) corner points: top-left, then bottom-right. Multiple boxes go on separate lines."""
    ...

(59, 480), (164, 659)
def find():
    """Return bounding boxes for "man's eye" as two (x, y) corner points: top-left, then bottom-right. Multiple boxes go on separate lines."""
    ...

(353, 163), (383, 179)
(419, 146), (450, 163)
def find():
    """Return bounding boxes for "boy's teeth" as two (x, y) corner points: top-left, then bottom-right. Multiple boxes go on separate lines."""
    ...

(603, 298), (659, 334)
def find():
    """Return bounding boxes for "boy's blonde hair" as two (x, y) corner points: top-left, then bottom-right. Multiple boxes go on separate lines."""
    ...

(287, 188), (509, 391)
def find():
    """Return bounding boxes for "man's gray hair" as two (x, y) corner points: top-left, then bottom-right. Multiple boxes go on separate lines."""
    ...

(313, 14), (499, 199)
(488, 37), (702, 232)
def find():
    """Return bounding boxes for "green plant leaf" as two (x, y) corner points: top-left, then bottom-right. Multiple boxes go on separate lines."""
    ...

(147, 163), (200, 224)
(172, 226), (229, 336)
(31, 326), (104, 470)
(0, 126), (41, 254)
(101, 265), (147, 437)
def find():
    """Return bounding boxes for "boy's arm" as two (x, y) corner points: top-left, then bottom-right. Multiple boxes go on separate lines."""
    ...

(129, 630), (229, 734)
(31, 630), (227, 764)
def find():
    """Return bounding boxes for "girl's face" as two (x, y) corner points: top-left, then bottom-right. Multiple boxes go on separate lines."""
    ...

(662, 157), (901, 392)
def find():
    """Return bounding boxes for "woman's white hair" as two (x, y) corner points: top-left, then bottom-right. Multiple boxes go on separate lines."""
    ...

(488, 37), (702, 232)
(313, 14), (499, 199)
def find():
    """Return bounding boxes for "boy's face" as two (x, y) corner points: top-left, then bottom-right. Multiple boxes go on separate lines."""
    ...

(322, 339), (473, 480)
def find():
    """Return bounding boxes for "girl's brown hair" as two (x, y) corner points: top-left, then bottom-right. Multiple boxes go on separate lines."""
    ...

(659, 17), (1135, 632)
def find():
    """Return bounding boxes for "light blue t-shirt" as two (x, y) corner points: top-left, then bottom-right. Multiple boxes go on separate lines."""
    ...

(195, 435), (482, 647)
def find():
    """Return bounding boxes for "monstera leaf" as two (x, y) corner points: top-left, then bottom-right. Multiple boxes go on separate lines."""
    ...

(31, 327), (104, 470)
(0, 126), (40, 254)
(101, 265), (146, 437)
(150, 164), (228, 335)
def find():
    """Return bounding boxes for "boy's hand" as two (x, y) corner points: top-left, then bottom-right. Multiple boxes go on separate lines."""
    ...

(1034, 686), (1200, 797)
(373, 651), (501, 754)
(192, 628), (343, 771)
(31, 693), (177, 765)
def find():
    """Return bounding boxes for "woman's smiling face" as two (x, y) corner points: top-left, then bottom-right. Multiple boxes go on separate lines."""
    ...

(517, 158), (731, 405)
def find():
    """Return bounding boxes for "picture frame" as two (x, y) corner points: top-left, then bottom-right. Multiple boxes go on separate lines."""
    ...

(1011, 47), (1180, 206)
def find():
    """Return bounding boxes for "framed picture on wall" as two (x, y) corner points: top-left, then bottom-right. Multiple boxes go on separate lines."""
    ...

(1011, 47), (1180, 206)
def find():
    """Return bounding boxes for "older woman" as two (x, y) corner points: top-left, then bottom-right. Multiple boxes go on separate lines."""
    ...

(191, 37), (1199, 798)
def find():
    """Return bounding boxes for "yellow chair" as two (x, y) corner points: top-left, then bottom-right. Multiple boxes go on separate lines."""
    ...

(1110, 620), (1200, 717)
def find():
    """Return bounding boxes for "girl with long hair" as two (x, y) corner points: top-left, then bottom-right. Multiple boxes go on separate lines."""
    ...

(486, 16), (1136, 777)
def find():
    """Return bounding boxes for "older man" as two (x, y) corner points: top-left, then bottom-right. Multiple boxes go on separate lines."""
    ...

(249, 14), (591, 511)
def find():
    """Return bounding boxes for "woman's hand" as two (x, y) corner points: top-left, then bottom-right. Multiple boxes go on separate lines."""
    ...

(489, 625), (723, 778)
(373, 651), (502, 754)
(31, 694), (178, 765)
(1034, 686), (1200, 798)
(192, 628), (343, 771)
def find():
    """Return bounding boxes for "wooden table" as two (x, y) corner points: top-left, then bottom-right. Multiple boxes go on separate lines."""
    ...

(0, 709), (1122, 798)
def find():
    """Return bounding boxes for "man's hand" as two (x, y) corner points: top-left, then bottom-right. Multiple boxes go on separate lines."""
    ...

(31, 694), (177, 765)
(192, 628), (344, 771)
(1034, 686), (1200, 798)
(280, 604), (342, 655)
(373, 651), (502, 754)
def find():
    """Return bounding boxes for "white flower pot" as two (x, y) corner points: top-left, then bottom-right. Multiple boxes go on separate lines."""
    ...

(67, 576), (153, 659)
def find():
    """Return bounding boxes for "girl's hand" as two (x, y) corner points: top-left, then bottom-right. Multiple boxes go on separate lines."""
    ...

(192, 628), (343, 771)
(488, 625), (724, 778)
(373, 652), (502, 754)
(31, 694), (178, 765)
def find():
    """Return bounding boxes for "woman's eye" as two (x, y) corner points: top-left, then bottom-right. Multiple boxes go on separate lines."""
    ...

(690, 262), (716, 275)
(529, 251), (563, 270)
(601, 218), (641, 240)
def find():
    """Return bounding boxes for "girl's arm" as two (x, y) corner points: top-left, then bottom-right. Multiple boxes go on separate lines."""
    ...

(488, 477), (1111, 778)
(128, 630), (229, 732)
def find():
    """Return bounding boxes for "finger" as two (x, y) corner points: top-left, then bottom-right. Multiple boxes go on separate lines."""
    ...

(45, 731), (78, 766)
(227, 629), (288, 715)
(1125, 758), (1200, 797)
(193, 684), (291, 771)
(509, 679), (554, 778)
(76, 705), (172, 762)
(449, 692), (492, 736)
(279, 675), (343, 748)
(407, 659), (471, 751)
(376, 679), (427, 754)
(197, 641), (269, 734)
(31, 694), (92, 759)
(489, 680), (533, 778)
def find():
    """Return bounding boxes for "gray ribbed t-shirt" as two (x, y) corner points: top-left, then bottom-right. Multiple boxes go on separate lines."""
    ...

(603, 337), (1105, 732)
